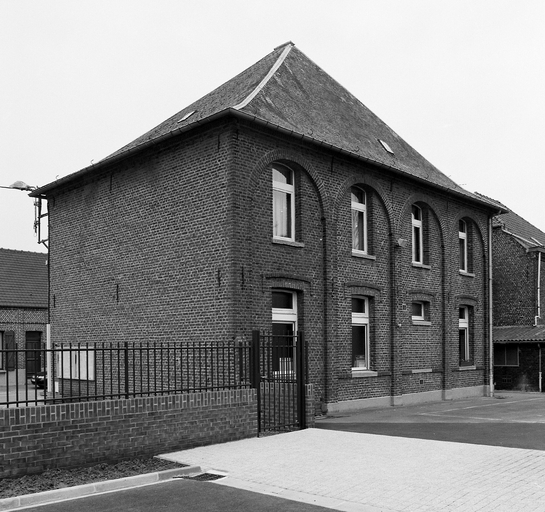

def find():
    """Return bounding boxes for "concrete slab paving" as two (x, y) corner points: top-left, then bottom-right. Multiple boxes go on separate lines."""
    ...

(160, 428), (545, 512)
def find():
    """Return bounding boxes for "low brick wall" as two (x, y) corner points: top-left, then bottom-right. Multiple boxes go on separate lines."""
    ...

(0, 389), (257, 478)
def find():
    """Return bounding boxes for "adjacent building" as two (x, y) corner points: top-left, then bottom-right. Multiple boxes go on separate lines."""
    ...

(30, 43), (500, 413)
(0, 248), (48, 388)
(490, 206), (545, 392)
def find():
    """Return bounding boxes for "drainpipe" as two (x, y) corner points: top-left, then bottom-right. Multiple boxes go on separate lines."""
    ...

(539, 344), (542, 393)
(535, 251), (542, 326)
(489, 215), (494, 397)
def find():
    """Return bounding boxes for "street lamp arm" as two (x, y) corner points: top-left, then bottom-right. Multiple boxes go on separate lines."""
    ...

(0, 181), (36, 191)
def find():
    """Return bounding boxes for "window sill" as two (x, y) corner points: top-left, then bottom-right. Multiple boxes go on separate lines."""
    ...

(412, 262), (431, 270)
(351, 369), (378, 378)
(272, 238), (305, 248)
(454, 365), (476, 371)
(411, 320), (431, 326)
(459, 270), (475, 278)
(352, 251), (376, 261)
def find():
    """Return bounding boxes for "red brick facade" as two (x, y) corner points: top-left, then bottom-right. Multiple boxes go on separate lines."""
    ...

(45, 117), (492, 412)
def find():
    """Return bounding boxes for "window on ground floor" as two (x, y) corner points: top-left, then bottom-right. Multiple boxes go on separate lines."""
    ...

(494, 344), (519, 366)
(352, 297), (370, 369)
(458, 306), (473, 365)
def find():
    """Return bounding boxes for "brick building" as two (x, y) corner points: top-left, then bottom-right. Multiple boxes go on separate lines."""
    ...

(31, 43), (499, 413)
(490, 206), (545, 392)
(0, 248), (48, 389)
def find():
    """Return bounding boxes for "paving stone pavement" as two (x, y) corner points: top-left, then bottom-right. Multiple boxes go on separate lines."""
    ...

(160, 428), (545, 512)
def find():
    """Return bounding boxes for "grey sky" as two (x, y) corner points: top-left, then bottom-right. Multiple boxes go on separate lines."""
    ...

(1, 0), (544, 253)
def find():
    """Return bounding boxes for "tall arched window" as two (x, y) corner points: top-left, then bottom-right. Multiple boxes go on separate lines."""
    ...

(412, 204), (423, 264)
(272, 164), (295, 241)
(459, 220), (468, 272)
(351, 187), (367, 254)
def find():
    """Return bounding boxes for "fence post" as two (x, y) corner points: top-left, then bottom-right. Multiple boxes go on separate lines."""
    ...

(251, 330), (261, 432)
(124, 341), (129, 400)
(297, 331), (306, 429)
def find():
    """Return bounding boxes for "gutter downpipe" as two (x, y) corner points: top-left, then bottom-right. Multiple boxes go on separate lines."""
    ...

(536, 251), (542, 326)
(489, 215), (494, 397)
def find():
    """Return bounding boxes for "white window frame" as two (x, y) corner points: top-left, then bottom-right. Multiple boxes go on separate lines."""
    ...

(352, 297), (370, 370)
(57, 346), (95, 380)
(412, 205), (423, 264)
(459, 306), (470, 364)
(272, 164), (295, 242)
(459, 220), (468, 272)
(0, 332), (3, 370)
(272, 290), (298, 375)
(351, 187), (368, 255)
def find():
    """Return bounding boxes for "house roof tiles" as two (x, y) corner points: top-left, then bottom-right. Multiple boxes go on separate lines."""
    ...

(31, 43), (498, 211)
(494, 209), (545, 249)
(0, 248), (48, 309)
(494, 325), (545, 343)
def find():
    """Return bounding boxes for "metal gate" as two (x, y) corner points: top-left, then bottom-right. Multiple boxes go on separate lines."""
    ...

(251, 330), (307, 433)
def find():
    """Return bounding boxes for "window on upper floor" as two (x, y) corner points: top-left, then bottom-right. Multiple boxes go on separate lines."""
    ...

(412, 205), (423, 264)
(459, 220), (468, 272)
(351, 187), (368, 255)
(352, 297), (370, 370)
(459, 219), (474, 274)
(272, 164), (295, 241)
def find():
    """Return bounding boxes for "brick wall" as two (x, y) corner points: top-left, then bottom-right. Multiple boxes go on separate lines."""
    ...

(0, 389), (257, 478)
(46, 116), (492, 414)
(493, 228), (540, 325)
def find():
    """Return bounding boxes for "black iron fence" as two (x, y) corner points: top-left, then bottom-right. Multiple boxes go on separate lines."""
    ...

(251, 330), (307, 432)
(0, 340), (252, 408)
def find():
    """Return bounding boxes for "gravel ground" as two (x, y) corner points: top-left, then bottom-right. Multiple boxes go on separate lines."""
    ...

(0, 458), (187, 499)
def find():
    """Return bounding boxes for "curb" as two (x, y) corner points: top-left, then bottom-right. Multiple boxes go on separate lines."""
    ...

(0, 465), (202, 511)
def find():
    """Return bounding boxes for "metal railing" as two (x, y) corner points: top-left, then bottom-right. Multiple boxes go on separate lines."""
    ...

(0, 340), (252, 408)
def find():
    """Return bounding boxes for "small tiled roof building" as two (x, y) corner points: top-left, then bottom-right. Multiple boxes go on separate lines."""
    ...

(31, 43), (500, 412)
(0, 248), (48, 387)
(489, 206), (545, 391)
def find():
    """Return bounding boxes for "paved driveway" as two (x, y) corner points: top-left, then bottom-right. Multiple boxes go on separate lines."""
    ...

(316, 392), (545, 450)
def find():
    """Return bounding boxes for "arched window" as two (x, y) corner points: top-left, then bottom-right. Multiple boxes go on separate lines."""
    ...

(459, 219), (474, 274)
(459, 220), (468, 272)
(412, 205), (423, 264)
(351, 187), (367, 254)
(272, 164), (295, 241)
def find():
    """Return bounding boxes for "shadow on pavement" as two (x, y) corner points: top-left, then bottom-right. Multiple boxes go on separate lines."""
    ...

(316, 392), (545, 451)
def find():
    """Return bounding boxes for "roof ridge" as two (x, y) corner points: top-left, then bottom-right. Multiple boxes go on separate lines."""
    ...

(232, 42), (294, 111)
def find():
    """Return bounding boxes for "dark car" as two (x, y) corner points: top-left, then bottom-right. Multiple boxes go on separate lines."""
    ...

(30, 371), (47, 389)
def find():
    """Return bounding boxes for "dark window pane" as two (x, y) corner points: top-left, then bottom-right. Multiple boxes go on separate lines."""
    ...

(459, 329), (468, 360)
(412, 302), (423, 317)
(272, 291), (293, 309)
(459, 220), (466, 233)
(351, 187), (365, 204)
(494, 346), (504, 366)
(505, 345), (518, 366)
(459, 238), (466, 270)
(352, 298), (366, 313)
(413, 227), (421, 261)
(352, 325), (367, 367)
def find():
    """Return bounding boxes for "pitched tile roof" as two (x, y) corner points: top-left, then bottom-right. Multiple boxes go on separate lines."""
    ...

(494, 325), (545, 343)
(494, 209), (545, 249)
(31, 43), (497, 209)
(0, 248), (48, 309)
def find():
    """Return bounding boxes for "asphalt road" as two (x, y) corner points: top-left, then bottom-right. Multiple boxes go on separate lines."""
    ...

(316, 392), (545, 450)
(17, 479), (334, 512)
